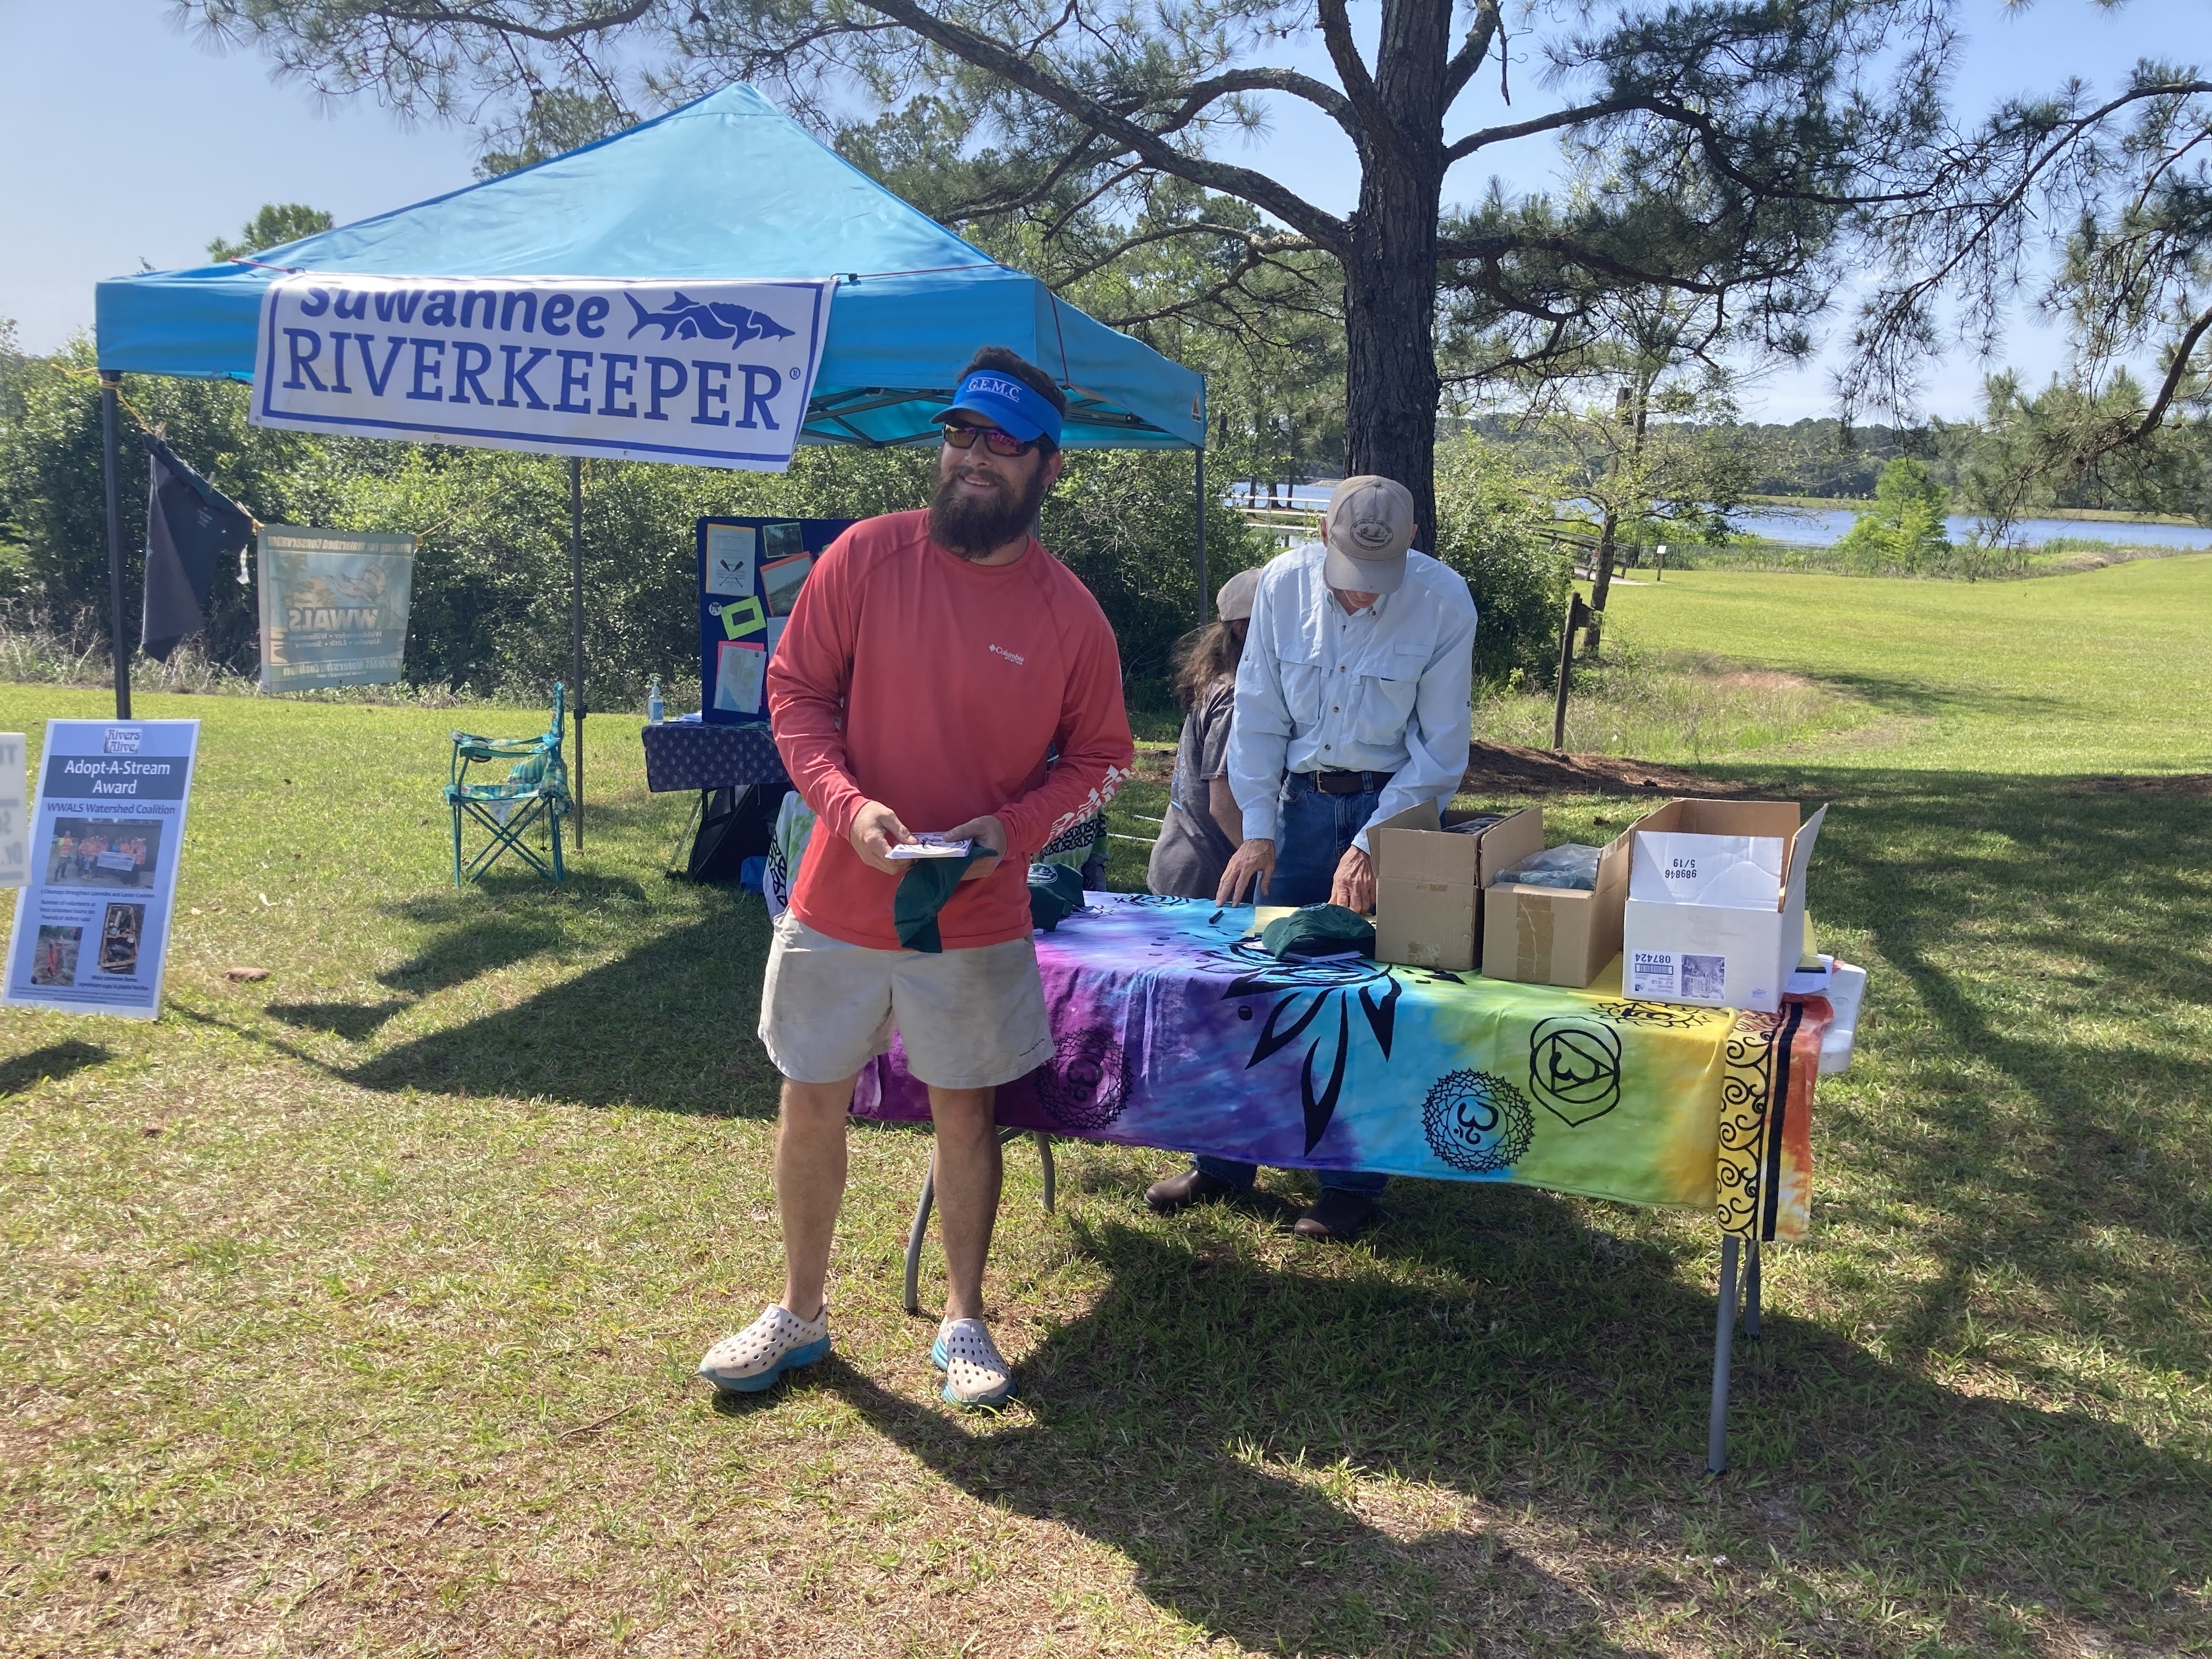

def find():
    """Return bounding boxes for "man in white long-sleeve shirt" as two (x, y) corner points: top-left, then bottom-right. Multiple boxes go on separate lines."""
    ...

(1144, 473), (1479, 1242)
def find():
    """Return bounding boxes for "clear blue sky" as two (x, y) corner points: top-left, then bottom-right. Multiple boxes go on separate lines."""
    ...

(0, 0), (2182, 421)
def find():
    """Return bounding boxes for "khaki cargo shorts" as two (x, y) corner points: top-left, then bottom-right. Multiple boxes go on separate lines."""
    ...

(758, 911), (1053, 1090)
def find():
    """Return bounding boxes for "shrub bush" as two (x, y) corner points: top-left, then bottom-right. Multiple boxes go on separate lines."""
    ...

(0, 345), (1259, 710)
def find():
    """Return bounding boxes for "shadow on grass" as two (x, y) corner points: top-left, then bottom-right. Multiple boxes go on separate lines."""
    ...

(1791, 669), (2081, 728)
(344, 895), (782, 1116)
(1750, 764), (2212, 1384)
(267, 999), (414, 1040)
(354, 765), (2209, 1641)
(808, 1197), (2211, 1654)
(0, 1039), (111, 1095)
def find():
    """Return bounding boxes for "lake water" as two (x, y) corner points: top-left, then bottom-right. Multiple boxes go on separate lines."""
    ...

(1231, 483), (2212, 551)
(1729, 505), (2212, 550)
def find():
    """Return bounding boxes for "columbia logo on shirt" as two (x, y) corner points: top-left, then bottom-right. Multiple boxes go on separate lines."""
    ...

(989, 644), (1027, 666)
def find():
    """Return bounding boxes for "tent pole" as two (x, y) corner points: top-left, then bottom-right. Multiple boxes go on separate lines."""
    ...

(1194, 446), (1209, 626)
(569, 455), (584, 850)
(99, 372), (131, 719)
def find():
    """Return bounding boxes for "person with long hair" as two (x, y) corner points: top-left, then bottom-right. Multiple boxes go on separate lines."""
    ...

(1147, 568), (1261, 898)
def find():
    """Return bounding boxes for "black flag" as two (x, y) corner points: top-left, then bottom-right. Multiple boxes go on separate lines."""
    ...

(140, 435), (253, 662)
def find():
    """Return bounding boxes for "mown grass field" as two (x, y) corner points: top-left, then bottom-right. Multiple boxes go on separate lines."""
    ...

(3, 555), (2210, 1657)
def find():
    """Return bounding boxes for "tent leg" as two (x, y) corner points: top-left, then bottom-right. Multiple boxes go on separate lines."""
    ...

(1708, 1233), (1741, 1475)
(1194, 447), (1209, 625)
(100, 372), (131, 720)
(569, 455), (584, 850)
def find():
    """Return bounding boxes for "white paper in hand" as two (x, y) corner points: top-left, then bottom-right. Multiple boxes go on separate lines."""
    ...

(1629, 831), (1785, 910)
(884, 834), (975, 861)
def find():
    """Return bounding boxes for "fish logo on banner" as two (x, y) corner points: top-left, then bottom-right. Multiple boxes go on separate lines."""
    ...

(251, 273), (834, 472)
(626, 294), (798, 346)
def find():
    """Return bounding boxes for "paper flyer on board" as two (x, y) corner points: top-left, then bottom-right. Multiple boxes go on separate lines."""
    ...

(4, 720), (200, 1019)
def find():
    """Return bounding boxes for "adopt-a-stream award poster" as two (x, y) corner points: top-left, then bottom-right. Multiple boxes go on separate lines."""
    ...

(258, 526), (416, 691)
(4, 721), (199, 1019)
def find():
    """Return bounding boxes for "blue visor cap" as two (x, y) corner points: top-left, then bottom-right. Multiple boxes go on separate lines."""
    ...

(937, 369), (1064, 449)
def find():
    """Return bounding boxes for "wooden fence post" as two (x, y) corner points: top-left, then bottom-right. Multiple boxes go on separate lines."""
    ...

(1551, 592), (1590, 753)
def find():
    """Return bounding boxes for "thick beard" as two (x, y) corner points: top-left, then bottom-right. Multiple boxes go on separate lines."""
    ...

(929, 460), (1049, 560)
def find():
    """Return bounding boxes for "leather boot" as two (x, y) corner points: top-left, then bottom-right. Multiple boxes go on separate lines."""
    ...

(1144, 1166), (1235, 1213)
(1293, 1188), (1379, 1243)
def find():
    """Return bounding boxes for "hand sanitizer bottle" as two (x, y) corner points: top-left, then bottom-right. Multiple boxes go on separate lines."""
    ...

(646, 676), (664, 725)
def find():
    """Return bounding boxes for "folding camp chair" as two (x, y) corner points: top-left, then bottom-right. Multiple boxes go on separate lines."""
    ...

(447, 684), (571, 884)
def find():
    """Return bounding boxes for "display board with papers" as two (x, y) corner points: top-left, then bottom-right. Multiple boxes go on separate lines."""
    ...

(696, 516), (853, 724)
(4, 720), (200, 1018)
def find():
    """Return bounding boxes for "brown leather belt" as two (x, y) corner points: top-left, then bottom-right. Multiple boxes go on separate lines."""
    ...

(1297, 769), (1396, 795)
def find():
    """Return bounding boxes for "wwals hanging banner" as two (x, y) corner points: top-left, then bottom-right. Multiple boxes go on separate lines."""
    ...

(250, 273), (833, 471)
(257, 526), (417, 691)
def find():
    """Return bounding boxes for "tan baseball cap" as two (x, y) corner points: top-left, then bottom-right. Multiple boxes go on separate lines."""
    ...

(1214, 567), (1262, 622)
(1322, 475), (1417, 594)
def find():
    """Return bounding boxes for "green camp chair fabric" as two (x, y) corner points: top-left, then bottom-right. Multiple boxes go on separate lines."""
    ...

(1259, 903), (1376, 961)
(445, 684), (571, 884)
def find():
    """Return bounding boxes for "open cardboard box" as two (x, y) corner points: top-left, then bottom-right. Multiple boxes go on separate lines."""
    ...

(1368, 801), (1543, 972)
(1481, 819), (1637, 989)
(1620, 798), (1827, 1012)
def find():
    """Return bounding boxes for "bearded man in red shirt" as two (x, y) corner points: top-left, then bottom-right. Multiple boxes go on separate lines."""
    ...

(698, 348), (1135, 1408)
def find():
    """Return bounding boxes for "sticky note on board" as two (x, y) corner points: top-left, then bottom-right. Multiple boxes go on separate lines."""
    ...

(719, 595), (766, 639)
(714, 640), (768, 715)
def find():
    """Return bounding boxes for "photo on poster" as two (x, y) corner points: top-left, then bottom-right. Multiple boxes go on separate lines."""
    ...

(31, 926), (81, 987)
(760, 552), (813, 617)
(705, 524), (757, 597)
(761, 521), (805, 563)
(45, 817), (163, 889)
(99, 904), (146, 975)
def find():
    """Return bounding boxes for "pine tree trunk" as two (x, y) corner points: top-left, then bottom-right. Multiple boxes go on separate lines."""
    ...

(1342, 0), (1452, 554)
(1585, 508), (1619, 655)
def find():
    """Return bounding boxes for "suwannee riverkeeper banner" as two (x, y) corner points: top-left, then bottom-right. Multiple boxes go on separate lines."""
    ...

(250, 273), (834, 471)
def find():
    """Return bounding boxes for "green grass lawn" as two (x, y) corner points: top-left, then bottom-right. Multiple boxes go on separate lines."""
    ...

(4, 556), (2211, 1656)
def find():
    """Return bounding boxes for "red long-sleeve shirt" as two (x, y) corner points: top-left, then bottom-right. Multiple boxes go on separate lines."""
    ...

(768, 509), (1135, 950)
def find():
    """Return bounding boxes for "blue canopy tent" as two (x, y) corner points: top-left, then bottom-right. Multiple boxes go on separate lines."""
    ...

(91, 84), (1211, 831)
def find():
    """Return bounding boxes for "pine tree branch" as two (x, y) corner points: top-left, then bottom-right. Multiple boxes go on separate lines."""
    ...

(342, 1), (654, 46)
(848, 0), (1351, 251)
(1315, 0), (1389, 160)
(1441, 0), (1499, 106)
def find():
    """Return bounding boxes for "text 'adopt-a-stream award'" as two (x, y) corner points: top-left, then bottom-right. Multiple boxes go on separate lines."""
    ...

(4, 720), (201, 1019)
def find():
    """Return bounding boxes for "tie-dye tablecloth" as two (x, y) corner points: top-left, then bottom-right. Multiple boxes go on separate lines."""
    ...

(852, 892), (1827, 1241)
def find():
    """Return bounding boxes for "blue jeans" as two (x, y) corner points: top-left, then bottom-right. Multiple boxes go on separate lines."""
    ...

(1196, 772), (1390, 1199)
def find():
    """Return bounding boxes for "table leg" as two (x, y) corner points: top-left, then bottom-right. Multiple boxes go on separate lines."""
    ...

(1745, 1237), (1763, 1339)
(665, 790), (706, 874)
(903, 1154), (935, 1317)
(1708, 1233), (1742, 1475)
(906, 1129), (1057, 1315)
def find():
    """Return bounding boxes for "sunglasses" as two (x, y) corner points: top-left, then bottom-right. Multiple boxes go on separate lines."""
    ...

(940, 421), (1046, 458)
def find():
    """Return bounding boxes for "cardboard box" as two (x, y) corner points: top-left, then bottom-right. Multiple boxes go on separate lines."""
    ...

(1620, 798), (1826, 1012)
(1481, 823), (1637, 989)
(1369, 802), (1542, 972)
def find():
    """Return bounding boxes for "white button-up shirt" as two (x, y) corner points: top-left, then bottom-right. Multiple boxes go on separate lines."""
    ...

(1227, 541), (1479, 853)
